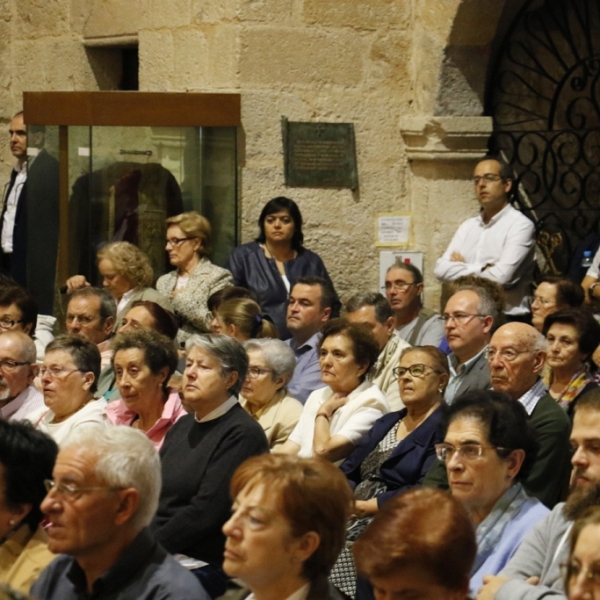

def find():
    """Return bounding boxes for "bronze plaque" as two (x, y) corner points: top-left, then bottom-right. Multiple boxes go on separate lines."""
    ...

(282, 118), (358, 189)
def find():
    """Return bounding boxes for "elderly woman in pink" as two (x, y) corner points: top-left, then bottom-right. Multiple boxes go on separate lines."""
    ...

(105, 328), (184, 450)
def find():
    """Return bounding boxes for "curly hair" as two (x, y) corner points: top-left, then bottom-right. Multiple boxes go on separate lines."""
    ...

(97, 242), (154, 289)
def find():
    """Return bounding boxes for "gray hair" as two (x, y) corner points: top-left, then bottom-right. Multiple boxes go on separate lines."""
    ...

(453, 285), (500, 326)
(45, 334), (101, 393)
(62, 425), (161, 531)
(243, 338), (296, 384)
(532, 329), (548, 353)
(185, 333), (248, 396)
(70, 287), (117, 324)
(345, 292), (394, 324)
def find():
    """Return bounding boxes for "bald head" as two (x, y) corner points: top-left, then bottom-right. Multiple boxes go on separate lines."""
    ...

(488, 323), (547, 400)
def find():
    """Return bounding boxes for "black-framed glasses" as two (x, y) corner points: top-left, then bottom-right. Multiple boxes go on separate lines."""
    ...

(0, 359), (30, 371)
(0, 317), (24, 330)
(165, 236), (198, 247)
(472, 174), (503, 185)
(44, 479), (124, 501)
(434, 443), (508, 463)
(246, 367), (274, 379)
(393, 364), (441, 379)
(439, 313), (485, 325)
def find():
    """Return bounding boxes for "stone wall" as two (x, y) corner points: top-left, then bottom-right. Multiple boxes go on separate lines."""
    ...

(0, 0), (510, 311)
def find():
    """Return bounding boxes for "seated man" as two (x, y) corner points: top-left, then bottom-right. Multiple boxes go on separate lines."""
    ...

(285, 276), (335, 403)
(32, 425), (209, 600)
(434, 155), (536, 320)
(443, 283), (498, 403)
(0, 331), (43, 420)
(477, 390), (600, 600)
(384, 260), (444, 347)
(346, 292), (409, 410)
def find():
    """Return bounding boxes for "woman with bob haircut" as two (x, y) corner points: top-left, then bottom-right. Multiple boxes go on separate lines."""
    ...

(65, 241), (172, 329)
(280, 318), (389, 466)
(353, 487), (476, 600)
(0, 420), (58, 594)
(436, 390), (548, 595)
(226, 197), (338, 339)
(218, 453), (353, 600)
(157, 211), (233, 343)
(542, 307), (600, 415)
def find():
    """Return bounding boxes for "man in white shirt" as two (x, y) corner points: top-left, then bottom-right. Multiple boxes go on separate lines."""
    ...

(434, 156), (536, 319)
(0, 331), (44, 420)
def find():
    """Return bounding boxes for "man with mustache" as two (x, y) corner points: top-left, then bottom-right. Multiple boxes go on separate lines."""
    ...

(477, 390), (600, 600)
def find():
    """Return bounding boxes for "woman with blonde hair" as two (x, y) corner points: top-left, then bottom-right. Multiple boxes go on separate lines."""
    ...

(157, 211), (233, 343)
(213, 298), (278, 341)
(65, 241), (171, 329)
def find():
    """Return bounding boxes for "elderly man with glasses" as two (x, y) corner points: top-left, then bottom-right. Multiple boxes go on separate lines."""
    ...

(434, 155), (536, 321)
(32, 425), (209, 600)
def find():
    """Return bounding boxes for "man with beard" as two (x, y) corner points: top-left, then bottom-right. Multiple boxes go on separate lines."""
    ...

(476, 389), (600, 600)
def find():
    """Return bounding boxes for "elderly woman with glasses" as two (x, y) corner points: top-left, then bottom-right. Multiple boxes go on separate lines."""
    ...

(435, 390), (549, 596)
(240, 338), (303, 450)
(329, 346), (449, 598)
(151, 334), (269, 598)
(156, 212), (234, 344)
(26, 335), (107, 444)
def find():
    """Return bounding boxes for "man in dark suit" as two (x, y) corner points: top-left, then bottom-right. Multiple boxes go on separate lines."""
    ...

(443, 284), (497, 403)
(1, 112), (59, 313)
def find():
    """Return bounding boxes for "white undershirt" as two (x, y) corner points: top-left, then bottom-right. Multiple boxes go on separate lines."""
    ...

(245, 583), (309, 600)
(2, 162), (27, 253)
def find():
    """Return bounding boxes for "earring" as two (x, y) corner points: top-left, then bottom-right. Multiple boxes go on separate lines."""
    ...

(8, 519), (15, 526)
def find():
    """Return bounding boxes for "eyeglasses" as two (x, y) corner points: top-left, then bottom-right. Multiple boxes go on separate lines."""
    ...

(440, 313), (485, 325)
(66, 314), (98, 325)
(434, 443), (508, 462)
(44, 479), (124, 501)
(0, 317), (24, 330)
(561, 560), (600, 587)
(246, 367), (273, 379)
(165, 236), (198, 247)
(382, 281), (416, 292)
(393, 364), (441, 379)
(39, 366), (85, 379)
(528, 295), (555, 308)
(0, 359), (30, 371)
(484, 347), (530, 362)
(472, 174), (503, 185)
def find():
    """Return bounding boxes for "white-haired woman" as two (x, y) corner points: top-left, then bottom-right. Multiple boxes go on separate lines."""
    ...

(241, 338), (303, 450)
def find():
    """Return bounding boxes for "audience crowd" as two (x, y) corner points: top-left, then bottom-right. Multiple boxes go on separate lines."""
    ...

(2, 154), (600, 600)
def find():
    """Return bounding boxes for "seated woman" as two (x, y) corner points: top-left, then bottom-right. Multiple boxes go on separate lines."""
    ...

(0, 420), (58, 594)
(118, 300), (180, 340)
(564, 506), (600, 600)
(435, 390), (549, 596)
(279, 318), (389, 466)
(150, 334), (269, 599)
(330, 346), (449, 598)
(542, 308), (600, 415)
(531, 276), (584, 332)
(353, 488), (475, 600)
(240, 338), (303, 450)
(213, 298), (278, 341)
(156, 212), (233, 344)
(226, 197), (339, 339)
(105, 329), (183, 450)
(218, 454), (353, 600)
(26, 335), (107, 444)
(65, 241), (172, 329)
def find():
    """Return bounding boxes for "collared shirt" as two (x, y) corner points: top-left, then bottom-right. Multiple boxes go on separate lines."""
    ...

(117, 288), (136, 314)
(445, 346), (487, 404)
(97, 339), (113, 371)
(31, 527), (209, 600)
(194, 395), (238, 423)
(285, 332), (323, 404)
(247, 583), (309, 600)
(1, 162), (27, 253)
(434, 203), (536, 315)
(0, 384), (44, 421)
(517, 378), (548, 416)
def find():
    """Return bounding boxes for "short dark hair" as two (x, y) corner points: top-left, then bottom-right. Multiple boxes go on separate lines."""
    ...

(70, 287), (117, 324)
(538, 276), (584, 308)
(353, 487), (475, 592)
(320, 318), (380, 382)
(256, 197), (304, 251)
(576, 388), (600, 414)
(440, 390), (538, 482)
(479, 154), (513, 181)
(0, 286), (38, 337)
(207, 286), (258, 313)
(0, 420), (58, 531)
(230, 454), (353, 581)
(295, 276), (337, 311)
(345, 292), (394, 324)
(386, 260), (423, 284)
(112, 329), (179, 392)
(129, 301), (180, 340)
(542, 307), (600, 366)
(45, 334), (102, 393)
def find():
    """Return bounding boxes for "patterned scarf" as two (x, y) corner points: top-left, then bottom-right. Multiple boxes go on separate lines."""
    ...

(544, 364), (591, 409)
